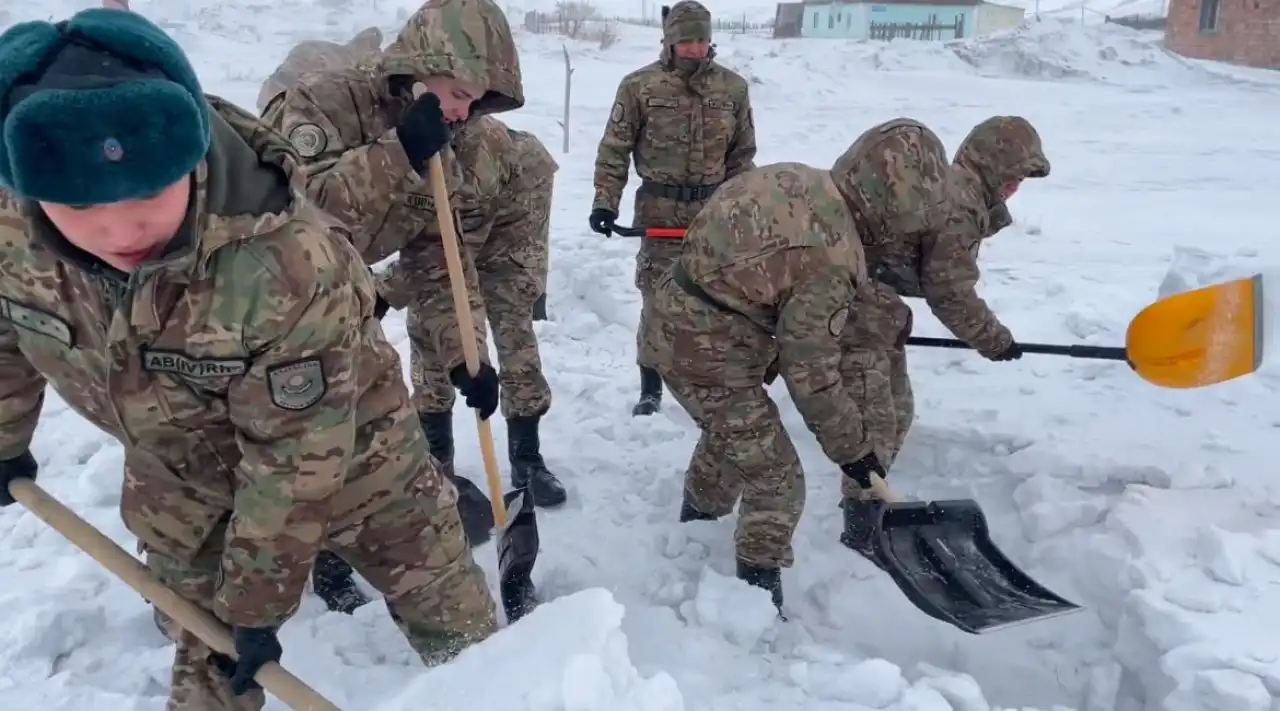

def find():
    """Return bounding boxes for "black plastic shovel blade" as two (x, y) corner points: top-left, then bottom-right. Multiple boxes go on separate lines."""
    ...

(498, 488), (540, 624)
(868, 499), (1084, 634)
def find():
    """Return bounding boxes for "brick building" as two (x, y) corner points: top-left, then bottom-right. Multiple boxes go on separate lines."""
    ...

(1165, 0), (1280, 69)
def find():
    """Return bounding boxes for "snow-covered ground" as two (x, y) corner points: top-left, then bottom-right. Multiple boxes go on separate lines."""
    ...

(2, 1), (1280, 710)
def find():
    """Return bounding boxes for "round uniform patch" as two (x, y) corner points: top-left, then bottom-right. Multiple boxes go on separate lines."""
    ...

(102, 138), (124, 162)
(288, 123), (327, 158)
(828, 306), (850, 337)
(610, 101), (625, 123)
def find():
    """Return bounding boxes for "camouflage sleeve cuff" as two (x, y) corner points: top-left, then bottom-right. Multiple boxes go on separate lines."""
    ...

(591, 191), (620, 215)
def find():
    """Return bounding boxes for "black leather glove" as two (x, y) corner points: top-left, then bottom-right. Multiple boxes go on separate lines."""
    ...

(840, 451), (887, 490)
(395, 91), (451, 174)
(989, 341), (1023, 362)
(0, 450), (37, 507)
(449, 363), (500, 420)
(373, 293), (390, 320)
(211, 626), (282, 696)
(588, 208), (617, 236)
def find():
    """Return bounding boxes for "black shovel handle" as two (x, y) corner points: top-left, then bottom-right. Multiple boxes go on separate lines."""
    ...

(906, 336), (1127, 361)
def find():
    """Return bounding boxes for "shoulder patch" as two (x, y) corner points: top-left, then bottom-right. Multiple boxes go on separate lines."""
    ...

(0, 297), (73, 347)
(610, 101), (625, 123)
(288, 123), (327, 158)
(267, 358), (327, 410)
(828, 306), (850, 337)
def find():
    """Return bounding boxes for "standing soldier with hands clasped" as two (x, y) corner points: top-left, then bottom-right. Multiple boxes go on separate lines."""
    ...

(590, 0), (756, 417)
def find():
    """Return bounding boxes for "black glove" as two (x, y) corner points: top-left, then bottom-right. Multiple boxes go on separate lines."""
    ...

(211, 626), (282, 696)
(0, 450), (37, 507)
(989, 341), (1023, 362)
(395, 91), (451, 174)
(840, 452), (887, 490)
(588, 208), (617, 236)
(449, 363), (500, 420)
(373, 293), (390, 320)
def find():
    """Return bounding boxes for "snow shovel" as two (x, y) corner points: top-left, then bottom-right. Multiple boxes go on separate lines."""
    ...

(6, 479), (341, 711)
(611, 224), (686, 239)
(856, 473), (1084, 635)
(908, 273), (1265, 389)
(424, 141), (540, 625)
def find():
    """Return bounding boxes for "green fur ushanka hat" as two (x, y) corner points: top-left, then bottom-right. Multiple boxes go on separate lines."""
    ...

(0, 8), (210, 205)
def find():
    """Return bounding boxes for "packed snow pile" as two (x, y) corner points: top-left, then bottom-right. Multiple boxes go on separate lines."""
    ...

(946, 19), (1195, 86)
(375, 590), (686, 711)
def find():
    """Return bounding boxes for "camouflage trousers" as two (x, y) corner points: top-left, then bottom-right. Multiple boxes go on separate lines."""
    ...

(839, 347), (914, 499)
(634, 237), (685, 368)
(146, 480), (497, 710)
(662, 376), (806, 569)
(409, 255), (551, 419)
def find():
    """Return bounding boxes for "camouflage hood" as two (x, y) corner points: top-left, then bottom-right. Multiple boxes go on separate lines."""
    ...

(659, 1), (716, 69)
(829, 118), (951, 240)
(381, 0), (524, 117)
(953, 116), (1050, 196)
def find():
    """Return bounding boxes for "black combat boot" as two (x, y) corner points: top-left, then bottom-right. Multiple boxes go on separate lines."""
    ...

(632, 366), (663, 416)
(736, 558), (784, 612)
(311, 551), (371, 614)
(420, 411), (495, 546)
(507, 411), (567, 507)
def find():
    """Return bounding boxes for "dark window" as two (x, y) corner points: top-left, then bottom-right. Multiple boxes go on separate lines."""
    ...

(828, 12), (834, 27)
(1198, 0), (1220, 31)
(813, 11), (818, 26)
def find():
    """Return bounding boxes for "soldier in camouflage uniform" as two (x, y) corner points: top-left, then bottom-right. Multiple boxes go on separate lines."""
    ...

(0, 9), (498, 710)
(590, 0), (756, 417)
(374, 122), (562, 513)
(256, 26), (383, 113)
(834, 116), (1049, 558)
(261, 0), (569, 545)
(639, 150), (894, 609)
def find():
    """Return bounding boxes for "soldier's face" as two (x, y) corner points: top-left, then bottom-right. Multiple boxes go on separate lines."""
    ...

(39, 175), (190, 271)
(673, 39), (710, 59)
(997, 179), (1022, 200)
(420, 74), (485, 123)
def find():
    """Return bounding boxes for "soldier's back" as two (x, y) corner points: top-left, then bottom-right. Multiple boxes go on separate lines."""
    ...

(680, 161), (863, 322)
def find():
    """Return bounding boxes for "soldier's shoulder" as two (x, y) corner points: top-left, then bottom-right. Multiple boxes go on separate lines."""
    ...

(278, 66), (378, 114)
(208, 212), (358, 307)
(708, 62), (751, 93)
(0, 189), (33, 262)
(619, 61), (666, 88)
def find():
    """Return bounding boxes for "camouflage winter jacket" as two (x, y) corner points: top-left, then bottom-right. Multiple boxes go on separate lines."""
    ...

(261, 0), (523, 373)
(592, 45), (756, 215)
(0, 97), (431, 629)
(376, 118), (557, 309)
(648, 162), (874, 466)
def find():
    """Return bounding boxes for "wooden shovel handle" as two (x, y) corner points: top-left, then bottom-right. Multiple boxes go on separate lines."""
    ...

(417, 95), (506, 527)
(7, 479), (341, 711)
(867, 472), (906, 504)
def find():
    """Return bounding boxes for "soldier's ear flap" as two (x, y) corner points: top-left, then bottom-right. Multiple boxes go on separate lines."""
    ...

(661, 5), (670, 21)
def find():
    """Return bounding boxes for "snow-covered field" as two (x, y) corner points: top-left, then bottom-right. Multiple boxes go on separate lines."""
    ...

(2, 1), (1279, 710)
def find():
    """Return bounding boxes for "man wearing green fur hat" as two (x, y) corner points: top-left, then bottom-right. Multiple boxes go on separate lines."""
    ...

(0, 8), (500, 708)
